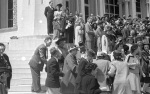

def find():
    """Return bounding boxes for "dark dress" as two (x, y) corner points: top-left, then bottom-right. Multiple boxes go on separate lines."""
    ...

(44, 6), (55, 34)
(75, 58), (89, 94)
(141, 50), (150, 83)
(0, 54), (12, 94)
(81, 74), (101, 94)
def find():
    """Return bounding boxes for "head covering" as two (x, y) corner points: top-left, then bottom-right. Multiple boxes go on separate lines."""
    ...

(97, 51), (107, 57)
(56, 3), (62, 8)
(55, 37), (66, 45)
(68, 45), (78, 52)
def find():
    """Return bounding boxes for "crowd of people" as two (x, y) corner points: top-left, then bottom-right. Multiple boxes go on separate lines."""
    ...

(0, 1), (150, 94)
(41, 1), (150, 94)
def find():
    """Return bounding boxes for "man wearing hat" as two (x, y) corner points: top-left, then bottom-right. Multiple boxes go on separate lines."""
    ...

(55, 38), (68, 69)
(61, 45), (78, 94)
(29, 36), (52, 93)
(44, 1), (55, 35)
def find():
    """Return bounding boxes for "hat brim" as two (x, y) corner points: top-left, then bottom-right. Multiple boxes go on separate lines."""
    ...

(55, 38), (66, 45)
(69, 47), (79, 52)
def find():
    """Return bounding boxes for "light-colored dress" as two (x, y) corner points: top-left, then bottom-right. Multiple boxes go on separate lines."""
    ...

(94, 59), (110, 91)
(75, 26), (84, 46)
(109, 60), (132, 94)
(125, 54), (141, 94)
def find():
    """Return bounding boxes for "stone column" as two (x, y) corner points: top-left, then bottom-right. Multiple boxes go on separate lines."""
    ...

(130, 0), (136, 18)
(118, 1), (123, 17)
(80, 0), (85, 21)
(146, 3), (149, 17)
(125, 0), (129, 19)
(99, 0), (104, 17)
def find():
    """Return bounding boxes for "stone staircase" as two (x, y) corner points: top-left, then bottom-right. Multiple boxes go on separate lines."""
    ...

(5, 35), (51, 94)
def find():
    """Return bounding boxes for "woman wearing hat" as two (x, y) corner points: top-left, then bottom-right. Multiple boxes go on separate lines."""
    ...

(141, 42), (150, 93)
(108, 51), (132, 94)
(54, 4), (63, 20)
(53, 4), (63, 40)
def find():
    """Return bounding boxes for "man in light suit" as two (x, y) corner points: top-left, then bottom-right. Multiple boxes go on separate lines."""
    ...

(85, 17), (95, 51)
(44, 1), (55, 35)
(29, 36), (52, 93)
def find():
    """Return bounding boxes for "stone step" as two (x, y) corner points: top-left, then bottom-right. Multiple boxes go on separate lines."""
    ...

(12, 73), (46, 79)
(9, 39), (44, 50)
(9, 56), (32, 61)
(8, 92), (46, 94)
(12, 68), (31, 73)
(9, 85), (46, 92)
(11, 78), (45, 86)
(11, 60), (30, 68)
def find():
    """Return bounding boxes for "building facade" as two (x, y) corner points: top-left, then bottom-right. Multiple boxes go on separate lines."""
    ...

(0, 0), (150, 42)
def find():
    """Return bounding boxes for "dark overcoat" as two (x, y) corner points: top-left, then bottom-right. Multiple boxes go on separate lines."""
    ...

(45, 57), (64, 88)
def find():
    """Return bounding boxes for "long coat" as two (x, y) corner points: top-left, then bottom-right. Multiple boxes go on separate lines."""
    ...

(44, 6), (55, 34)
(0, 53), (12, 89)
(29, 44), (47, 71)
(61, 53), (78, 94)
(45, 57), (64, 88)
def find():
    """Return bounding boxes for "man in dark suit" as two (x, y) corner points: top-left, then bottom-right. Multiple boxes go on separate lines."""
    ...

(29, 36), (52, 93)
(45, 47), (64, 94)
(44, 1), (55, 35)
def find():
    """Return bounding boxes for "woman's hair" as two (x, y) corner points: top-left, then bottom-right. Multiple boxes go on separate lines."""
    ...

(0, 43), (5, 48)
(50, 47), (59, 56)
(84, 63), (97, 74)
(131, 44), (139, 53)
(86, 49), (95, 57)
(113, 51), (122, 60)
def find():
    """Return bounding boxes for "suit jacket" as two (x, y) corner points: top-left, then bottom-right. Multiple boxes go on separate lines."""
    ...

(44, 6), (55, 20)
(29, 44), (47, 71)
(85, 22), (95, 41)
(45, 57), (64, 88)
(62, 53), (78, 86)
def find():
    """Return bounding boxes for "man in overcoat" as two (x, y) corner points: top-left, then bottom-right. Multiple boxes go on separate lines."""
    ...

(44, 1), (55, 35)
(29, 36), (52, 93)
(61, 45), (78, 94)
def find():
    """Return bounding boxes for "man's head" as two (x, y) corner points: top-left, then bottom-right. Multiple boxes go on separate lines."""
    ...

(49, 1), (53, 6)
(69, 45), (78, 56)
(85, 49), (95, 63)
(50, 47), (61, 59)
(0, 43), (5, 55)
(44, 36), (52, 47)
(56, 38), (66, 48)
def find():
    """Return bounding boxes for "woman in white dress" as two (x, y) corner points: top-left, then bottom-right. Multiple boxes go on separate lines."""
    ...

(108, 51), (132, 94)
(125, 44), (145, 94)
(74, 20), (84, 46)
